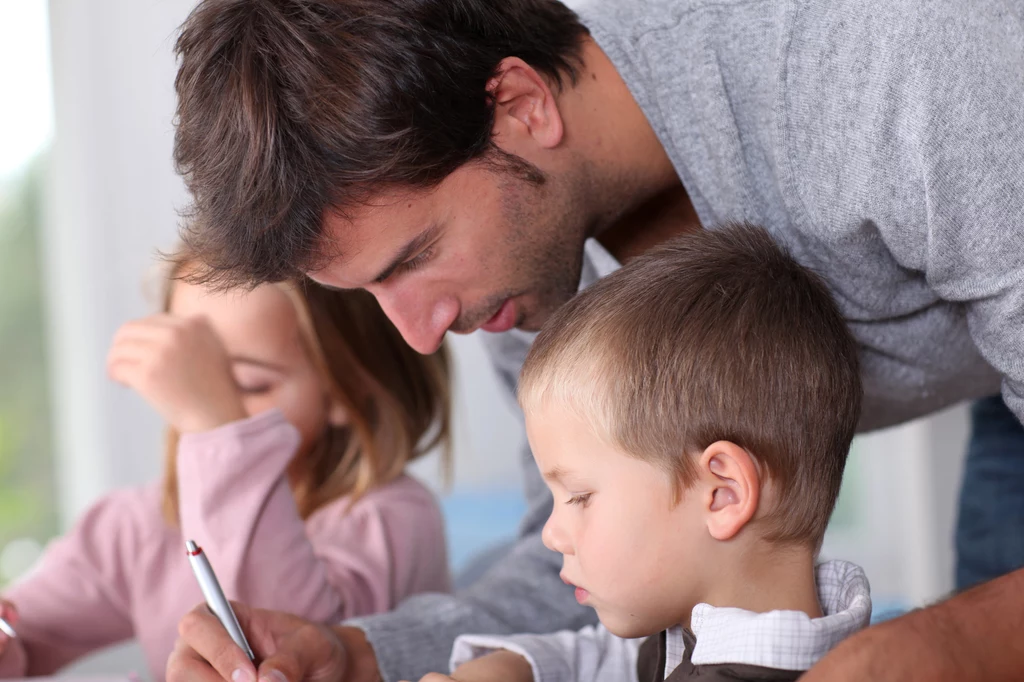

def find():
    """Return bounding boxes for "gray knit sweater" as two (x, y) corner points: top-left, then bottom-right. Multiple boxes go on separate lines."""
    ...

(350, 0), (1024, 679)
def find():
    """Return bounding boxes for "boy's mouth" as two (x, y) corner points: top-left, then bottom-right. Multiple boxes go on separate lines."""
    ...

(561, 573), (590, 604)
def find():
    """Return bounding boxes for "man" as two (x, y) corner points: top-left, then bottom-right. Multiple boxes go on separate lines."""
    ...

(166, 0), (1024, 681)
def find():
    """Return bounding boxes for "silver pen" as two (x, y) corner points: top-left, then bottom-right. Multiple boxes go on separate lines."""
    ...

(185, 540), (256, 662)
(0, 617), (15, 639)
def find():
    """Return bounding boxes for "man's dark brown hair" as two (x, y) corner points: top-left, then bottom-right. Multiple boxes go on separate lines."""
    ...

(173, 0), (589, 287)
(518, 224), (863, 546)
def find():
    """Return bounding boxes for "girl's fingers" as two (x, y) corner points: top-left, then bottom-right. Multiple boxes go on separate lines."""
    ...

(106, 339), (157, 378)
(112, 318), (178, 345)
(107, 336), (159, 359)
(107, 358), (144, 387)
(108, 335), (159, 355)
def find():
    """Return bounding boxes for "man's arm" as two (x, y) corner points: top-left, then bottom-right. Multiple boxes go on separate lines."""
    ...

(802, 567), (1024, 681)
(807, 4), (1024, 679)
(347, 330), (597, 681)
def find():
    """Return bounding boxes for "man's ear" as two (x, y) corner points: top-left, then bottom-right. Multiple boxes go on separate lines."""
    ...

(698, 441), (760, 541)
(487, 57), (565, 150)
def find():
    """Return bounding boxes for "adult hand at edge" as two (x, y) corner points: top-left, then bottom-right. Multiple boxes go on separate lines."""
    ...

(803, 568), (1024, 682)
(168, 602), (381, 682)
(799, 611), (947, 682)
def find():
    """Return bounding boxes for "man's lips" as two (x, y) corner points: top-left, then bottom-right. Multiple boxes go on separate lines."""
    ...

(480, 299), (517, 333)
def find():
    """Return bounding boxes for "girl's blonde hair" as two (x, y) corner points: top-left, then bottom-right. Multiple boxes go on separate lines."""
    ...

(159, 249), (451, 524)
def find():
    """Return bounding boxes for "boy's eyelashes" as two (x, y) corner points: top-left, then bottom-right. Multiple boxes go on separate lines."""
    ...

(566, 493), (592, 507)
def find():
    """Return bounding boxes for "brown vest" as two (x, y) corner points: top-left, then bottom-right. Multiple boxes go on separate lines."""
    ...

(637, 629), (805, 682)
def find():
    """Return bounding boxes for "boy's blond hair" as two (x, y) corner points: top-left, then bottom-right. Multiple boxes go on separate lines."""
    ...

(518, 224), (861, 546)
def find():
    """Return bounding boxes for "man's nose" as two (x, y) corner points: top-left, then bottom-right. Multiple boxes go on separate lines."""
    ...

(371, 286), (459, 355)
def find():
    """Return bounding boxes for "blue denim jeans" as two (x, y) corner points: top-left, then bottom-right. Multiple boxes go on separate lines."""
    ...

(955, 394), (1024, 590)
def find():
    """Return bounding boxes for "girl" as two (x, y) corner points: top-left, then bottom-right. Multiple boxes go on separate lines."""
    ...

(0, 248), (452, 679)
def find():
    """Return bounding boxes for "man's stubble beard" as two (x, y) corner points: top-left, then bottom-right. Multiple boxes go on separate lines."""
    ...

(451, 152), (606, 334)
(500, 161), (593, 332)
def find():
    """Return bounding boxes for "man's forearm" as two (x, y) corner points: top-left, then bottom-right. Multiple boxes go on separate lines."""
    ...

(346, 535), (598, 682)
(805, 567), (1024, 681)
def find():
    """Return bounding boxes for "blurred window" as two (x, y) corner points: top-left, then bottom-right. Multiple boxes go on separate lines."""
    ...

(0, 0), (57, 584)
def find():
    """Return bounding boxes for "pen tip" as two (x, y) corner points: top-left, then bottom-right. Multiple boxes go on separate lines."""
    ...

(185, 539), (198, 553)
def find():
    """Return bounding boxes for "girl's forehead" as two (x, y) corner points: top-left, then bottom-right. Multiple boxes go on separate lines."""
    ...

(169, 280), (303, 361)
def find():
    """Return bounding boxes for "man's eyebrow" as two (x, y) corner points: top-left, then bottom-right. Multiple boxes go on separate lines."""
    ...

(370, 224), (440, 284)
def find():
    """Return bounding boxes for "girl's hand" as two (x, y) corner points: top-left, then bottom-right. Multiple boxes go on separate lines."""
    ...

(107, 314), (247, 433)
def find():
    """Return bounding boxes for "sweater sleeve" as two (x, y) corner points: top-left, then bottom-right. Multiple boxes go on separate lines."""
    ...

(906, 2), (1024, 425)
(449, 625), (643, 682)
(0, 490), (139, 676)
(176, 409), (447, 624)
(302, 474), (451, 619)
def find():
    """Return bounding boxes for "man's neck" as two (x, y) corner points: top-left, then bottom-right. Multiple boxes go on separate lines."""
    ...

(559, 38), (699, 262)
(596, 182), (701, 264)
(690, 543), (823, 627)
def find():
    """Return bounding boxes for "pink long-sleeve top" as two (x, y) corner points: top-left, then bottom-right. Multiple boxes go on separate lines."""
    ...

(0, 409), (450, 679)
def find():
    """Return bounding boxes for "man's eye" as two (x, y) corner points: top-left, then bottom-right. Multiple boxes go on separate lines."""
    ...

(399, 247), (433, 274)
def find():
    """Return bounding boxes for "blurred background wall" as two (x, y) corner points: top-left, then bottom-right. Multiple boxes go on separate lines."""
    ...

(0, 0), (969, 677)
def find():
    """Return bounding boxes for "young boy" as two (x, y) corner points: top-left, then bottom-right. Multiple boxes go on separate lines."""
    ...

(413, 224), (871, 682)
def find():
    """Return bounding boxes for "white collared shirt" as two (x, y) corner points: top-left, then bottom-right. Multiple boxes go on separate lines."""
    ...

(449, 560), (871, 682)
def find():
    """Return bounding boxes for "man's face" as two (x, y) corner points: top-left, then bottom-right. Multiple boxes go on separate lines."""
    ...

(309, 158), (592, 354)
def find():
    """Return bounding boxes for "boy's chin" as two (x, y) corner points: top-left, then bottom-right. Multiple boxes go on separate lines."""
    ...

(598, 612), (659, 640)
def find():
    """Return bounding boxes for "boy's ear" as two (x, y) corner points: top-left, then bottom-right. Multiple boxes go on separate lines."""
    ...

(487, 57), (565, 150)
(699, 441), (761, 541)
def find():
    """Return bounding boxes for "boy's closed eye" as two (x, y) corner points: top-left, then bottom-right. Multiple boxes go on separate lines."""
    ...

(567, 493), (592, 507)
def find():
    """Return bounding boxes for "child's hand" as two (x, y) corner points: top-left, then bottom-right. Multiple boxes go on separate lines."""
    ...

(107, 314), (247, 433)
(403, 650), (535, 682)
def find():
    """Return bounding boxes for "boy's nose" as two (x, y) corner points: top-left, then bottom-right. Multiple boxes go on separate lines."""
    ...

(542, 514), (573, 556)
(372, 287), (459, 355)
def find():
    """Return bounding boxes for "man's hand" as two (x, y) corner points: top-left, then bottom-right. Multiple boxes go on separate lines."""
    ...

(402, 651), (534, 682)
(107, 314), (246, 433)
(803, 568), (1024, 681)
(168, 602), (381, 682)
(0, 599), (27, 676)
(800, 610), (948, 681)
(0, 600), (17, 657)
